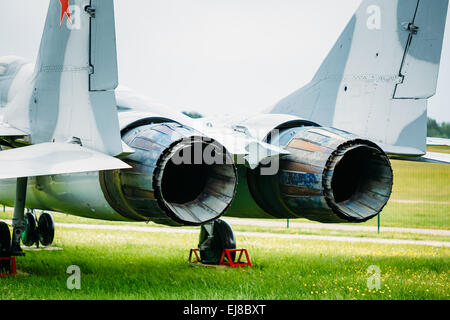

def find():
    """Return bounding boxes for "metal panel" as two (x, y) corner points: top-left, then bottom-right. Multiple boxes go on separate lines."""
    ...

(394, 0), (449, 98)
(25, 0), (123, 156)
(0, 142), (130, 179)
(89, 0), (118, 91)
(88, 90), (123, 155)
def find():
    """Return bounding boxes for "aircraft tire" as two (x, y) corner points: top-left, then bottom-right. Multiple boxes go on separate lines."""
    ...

(0, 221), (11, 257)
(38, 212), (55, 247)
(21, 211), (38, 247)
(199, 219), (236, 265)
(214, 219), (236, 262)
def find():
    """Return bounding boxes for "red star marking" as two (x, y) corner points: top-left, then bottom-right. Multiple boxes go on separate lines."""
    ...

(59, 0), (72, 28)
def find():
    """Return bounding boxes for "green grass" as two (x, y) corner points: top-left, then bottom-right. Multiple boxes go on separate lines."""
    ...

(2, 210), (450, 242)
(427, 145), (450, 154)
(357, 159), (449, 229)
(258, 158), (450, 230)
(361, 202), (449, 229)
(388, 159), (449, 203)
(1, 226), (448, 300)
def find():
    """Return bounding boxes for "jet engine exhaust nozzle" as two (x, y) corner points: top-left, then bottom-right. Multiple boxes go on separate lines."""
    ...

(100, 123), (237, 226)
(153, 135), (237, 226)
(248, 127), (393, 223)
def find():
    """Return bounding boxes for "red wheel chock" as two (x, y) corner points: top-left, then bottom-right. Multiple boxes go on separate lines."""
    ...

(219, 249), (252, 267)
(188, 248), (252, 267)
(0, 256), (17, 277)
(188, 248), (202, 264)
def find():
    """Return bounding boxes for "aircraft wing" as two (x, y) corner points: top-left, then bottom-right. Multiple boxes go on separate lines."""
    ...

(0, 142), (131, 180)
(422, 152), (450, 164)
(377, 142), (450, 164)
(390, 152), (450, 164)
(427, 137), (450, 146)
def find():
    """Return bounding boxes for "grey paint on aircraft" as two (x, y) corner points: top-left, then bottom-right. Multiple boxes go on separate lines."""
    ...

(270, 0), (449, 155)
(89, 90), (121, 139)
(395, 0), (449, 98)
(395, 109), (427, 150)
(0, 172), (126, 221)
(30, 0), (71, 143)
(25, 0), (123, 155)
(89, 0), (119, 91)
(396, 0), (419, 54)
(397, 0), (448, 64)
(0, 142), (130, 180)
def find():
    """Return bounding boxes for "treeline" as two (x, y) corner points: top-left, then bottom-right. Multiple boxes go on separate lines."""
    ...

(427, 118), (450, 138)
(182, 111), (203, 119)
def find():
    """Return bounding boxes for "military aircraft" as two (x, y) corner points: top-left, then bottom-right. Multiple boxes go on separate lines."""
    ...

(0, 0), (448, 264)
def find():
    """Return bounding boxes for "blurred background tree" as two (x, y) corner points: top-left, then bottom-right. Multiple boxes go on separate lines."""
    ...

(182, 111), (203, 119)
(427, 118), (450, 138)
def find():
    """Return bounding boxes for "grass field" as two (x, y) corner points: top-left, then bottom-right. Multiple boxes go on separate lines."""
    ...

(427, 145), (450, 154)
(0, 147), (448, 300)
(1, 227), (448, 300)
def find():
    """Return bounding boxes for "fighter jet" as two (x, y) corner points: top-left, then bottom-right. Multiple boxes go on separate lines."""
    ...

(0, 0), (448, 263)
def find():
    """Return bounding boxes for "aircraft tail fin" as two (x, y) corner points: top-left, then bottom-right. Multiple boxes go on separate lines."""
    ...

(27, 0), (122, 155)
(270, 0), (449, 156)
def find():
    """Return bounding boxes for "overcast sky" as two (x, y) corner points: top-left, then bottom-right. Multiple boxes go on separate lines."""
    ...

(1, 0), (449, 122)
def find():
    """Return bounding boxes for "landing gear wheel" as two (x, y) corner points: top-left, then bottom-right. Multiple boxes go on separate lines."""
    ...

(0, 221), (11, 272)
(38, 212), (54, 246)
(0, 221), (11, 257)
(198, 219), (236, 265)
(21, 211), (38, 247)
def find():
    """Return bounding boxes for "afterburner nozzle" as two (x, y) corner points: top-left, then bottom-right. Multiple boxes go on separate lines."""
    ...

(248, 127), (393, 223)
(100, 122), (237, 226)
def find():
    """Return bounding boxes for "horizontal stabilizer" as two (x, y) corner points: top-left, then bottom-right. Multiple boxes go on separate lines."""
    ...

(420, 152), (450, 164)
(392, 152), (450, 164)
(0, 143), (131, 179)
(0, 122), (28, 136)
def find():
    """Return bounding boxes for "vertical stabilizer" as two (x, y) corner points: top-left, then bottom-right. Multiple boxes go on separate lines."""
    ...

(270, 0), (449, 156)
(14, 0), (122, 156)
